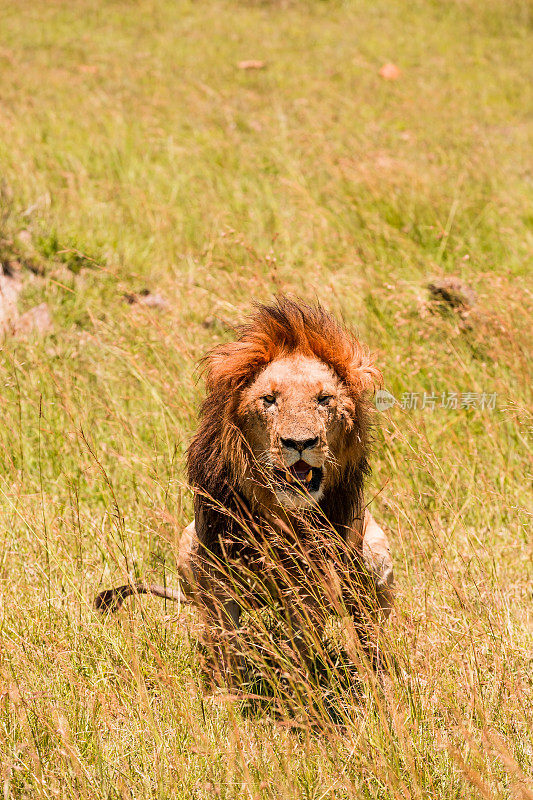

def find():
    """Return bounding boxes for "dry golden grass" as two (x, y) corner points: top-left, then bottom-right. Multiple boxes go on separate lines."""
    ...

(0, 0), (531, 797)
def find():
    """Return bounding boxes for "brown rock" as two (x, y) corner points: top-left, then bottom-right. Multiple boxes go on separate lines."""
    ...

(13, 303), (53, 336)
(379, 63), (401, 81)
(0, 270), (22, 333)
(139, 291), (169, 309)
(237, 60), (266, 70)
(17, 230), (33, 246)
(427, 277), (477, 309)
(123, 289), (169, 310)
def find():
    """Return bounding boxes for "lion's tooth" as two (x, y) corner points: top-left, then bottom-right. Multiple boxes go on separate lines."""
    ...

(306, 470), (312, 482)
(285, 470), (293, 483)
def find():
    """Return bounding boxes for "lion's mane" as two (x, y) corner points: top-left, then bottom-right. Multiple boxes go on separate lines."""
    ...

(187, 297), (381, 560)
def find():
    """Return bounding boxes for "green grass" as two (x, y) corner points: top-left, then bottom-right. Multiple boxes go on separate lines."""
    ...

(0, 0), (532, 796)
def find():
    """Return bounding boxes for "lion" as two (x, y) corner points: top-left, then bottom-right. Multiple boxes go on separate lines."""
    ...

(95, 297), (394, 679)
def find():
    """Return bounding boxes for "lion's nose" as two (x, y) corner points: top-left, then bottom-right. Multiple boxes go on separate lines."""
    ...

(280, 436), (319, 453)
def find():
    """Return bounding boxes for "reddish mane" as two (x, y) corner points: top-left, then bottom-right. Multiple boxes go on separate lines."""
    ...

(205, 297), (381, 396)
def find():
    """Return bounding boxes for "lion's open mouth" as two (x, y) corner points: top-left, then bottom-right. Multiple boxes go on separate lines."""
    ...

(273, 459), (323, 494)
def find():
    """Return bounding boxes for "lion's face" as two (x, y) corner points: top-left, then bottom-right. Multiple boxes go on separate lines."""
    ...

(238, 354), (359, 510)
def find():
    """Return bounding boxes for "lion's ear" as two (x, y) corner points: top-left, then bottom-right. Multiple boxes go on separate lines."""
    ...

(205, 343), (239, 391)
(205, 340), (267, 393)
(347, 352), (382, 395)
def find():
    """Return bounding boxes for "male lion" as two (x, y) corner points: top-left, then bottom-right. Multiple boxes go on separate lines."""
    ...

(96, 298), (394, 679)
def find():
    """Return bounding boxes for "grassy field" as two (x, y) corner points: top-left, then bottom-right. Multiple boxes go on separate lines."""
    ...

(0, 0), (532, 796)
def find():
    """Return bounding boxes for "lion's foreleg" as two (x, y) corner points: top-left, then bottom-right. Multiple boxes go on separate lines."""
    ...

(360, 511), (394, 619)
(340, 511), (395, 674)
(182, 519), (246, 686)
(346, 510), (394, 619)
(196, 586), (243, 688)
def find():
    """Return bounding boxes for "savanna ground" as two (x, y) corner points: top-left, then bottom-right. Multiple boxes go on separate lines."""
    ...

(0, 0), (532, 797)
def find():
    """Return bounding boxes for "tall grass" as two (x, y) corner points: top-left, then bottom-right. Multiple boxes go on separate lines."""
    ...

(0, 0), (531, 797)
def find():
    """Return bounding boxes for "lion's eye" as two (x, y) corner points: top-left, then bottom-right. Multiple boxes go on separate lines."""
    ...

(262, 395), (276, 408)
(318, 395), (334, 406)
